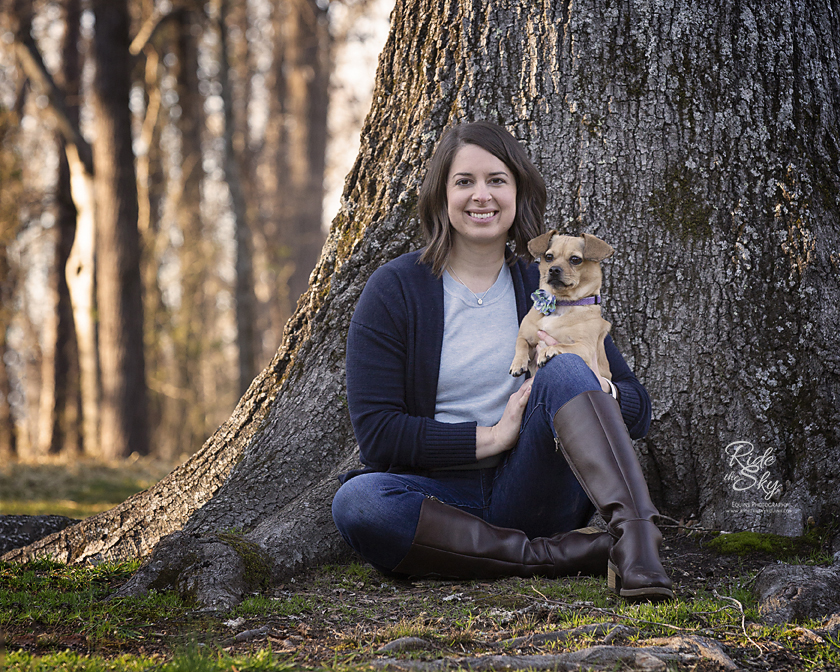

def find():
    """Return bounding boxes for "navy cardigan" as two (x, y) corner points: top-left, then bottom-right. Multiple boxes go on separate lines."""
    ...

(345, 250), (651, 473)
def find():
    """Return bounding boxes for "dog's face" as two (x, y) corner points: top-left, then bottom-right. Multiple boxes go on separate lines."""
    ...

(527, 232), (614, 300)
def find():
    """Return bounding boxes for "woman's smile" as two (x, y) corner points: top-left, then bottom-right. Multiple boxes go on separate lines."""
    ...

(446, 144), (517, 249)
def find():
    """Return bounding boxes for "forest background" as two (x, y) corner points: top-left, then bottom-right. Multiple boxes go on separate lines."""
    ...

(0, 0), (393, 466)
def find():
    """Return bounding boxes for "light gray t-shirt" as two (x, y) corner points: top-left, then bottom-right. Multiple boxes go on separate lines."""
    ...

(435, 264), (525, 426)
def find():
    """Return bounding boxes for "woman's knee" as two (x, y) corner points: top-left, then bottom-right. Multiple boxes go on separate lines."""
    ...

(332, 475), (378, 539)
(331, 473), (420, 572)
(532, 353), (600, 399)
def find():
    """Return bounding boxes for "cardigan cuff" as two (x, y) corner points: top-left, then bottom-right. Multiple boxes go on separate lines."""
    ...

(615, 381), (643, 432)
(421, 422), (477, 468)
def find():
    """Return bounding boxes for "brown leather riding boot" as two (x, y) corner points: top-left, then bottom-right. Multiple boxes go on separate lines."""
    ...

(553, 390), (674, 600)
(391, 497), (612, 580)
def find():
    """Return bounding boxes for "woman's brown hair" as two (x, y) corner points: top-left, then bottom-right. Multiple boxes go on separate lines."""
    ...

(418, 121), (546, 276)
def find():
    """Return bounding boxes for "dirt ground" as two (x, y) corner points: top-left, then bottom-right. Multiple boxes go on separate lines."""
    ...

(8, 527), (839, 671)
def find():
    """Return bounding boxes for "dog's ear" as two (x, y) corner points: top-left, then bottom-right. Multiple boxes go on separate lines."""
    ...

(527, 230), (558, 258)
(581, 233), (614, 261)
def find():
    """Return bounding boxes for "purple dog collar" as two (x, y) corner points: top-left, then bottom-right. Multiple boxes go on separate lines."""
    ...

(532, 289), (601, 315)
(558, 295), (601, 307)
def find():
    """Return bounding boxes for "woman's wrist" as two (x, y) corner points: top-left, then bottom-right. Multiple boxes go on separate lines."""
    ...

(475, 426), (496, 460)
(476, 425), (511, 460)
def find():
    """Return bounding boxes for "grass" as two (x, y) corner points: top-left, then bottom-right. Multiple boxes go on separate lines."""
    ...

(4, 461), (840, 670)
(3, 557), (840, 670)
(0, 458), (175, 519)
(2, 646), (302, 671)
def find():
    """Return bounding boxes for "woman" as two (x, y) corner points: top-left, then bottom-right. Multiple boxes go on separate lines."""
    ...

(332, 121), (673, 600)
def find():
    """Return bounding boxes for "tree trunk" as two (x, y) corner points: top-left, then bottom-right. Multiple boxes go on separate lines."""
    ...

(46, 0), (84, 456)
(63, 144), (99, 457)
(5, 0), (839, 608)
(135, 40), (171, 459)
(251, 0), (330, 367)
(218, 0), (259, 396)
(0, 108), (22, 460)
(11, 0), (100, 457)
(91, 0), (149, 459)
(276, 0), (330, 307)
(171, 8), (212, 452)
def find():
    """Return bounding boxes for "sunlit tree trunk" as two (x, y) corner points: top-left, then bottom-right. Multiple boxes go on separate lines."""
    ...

(0, 108), (21, 460)
(63, 144), (99, 457)
(170, 8), (211, 453)
(7, 0), (838, 610)
(252, 0), (330, 365)
(91, 0), (149, 459)
(12, 0), (100, 457)
(276, 0), (330, 308)
(43, 0), (84, 456)
(218, 0), (258, 396)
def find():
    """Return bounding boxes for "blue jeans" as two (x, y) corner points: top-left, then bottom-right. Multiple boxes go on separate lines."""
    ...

(332, 354), (601, 573)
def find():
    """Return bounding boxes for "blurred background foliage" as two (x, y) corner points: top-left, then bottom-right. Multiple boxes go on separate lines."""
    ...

(0, 0), (393, 468)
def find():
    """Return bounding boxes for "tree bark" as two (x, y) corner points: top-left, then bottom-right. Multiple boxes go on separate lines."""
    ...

(218, 0), (259, 397)
(91, 0), (150, 459)
(250, 0), (330, 367)
(5, 0), (839, 608)
(46, 0), (84, 456)
(0, 109), (22, 460)
(171, 8), (212, 451)
(12, 0), (100, 457)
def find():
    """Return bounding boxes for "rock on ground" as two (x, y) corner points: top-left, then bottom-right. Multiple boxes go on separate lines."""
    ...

(755, 561), (840, 624)
(0, 515), (80, 555)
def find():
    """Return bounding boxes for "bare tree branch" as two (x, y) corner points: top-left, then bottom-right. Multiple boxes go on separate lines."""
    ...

(12, 36), (93, 175)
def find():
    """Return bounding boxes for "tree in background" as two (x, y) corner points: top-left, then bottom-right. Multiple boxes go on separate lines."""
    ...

(43, 0), (83, 457)
(247, 0), (331, 369)
(0, 106), (23, 460)
(5, 0), (837, 608)
(90, 0), (149, 459)
(1, 0), (376, 459)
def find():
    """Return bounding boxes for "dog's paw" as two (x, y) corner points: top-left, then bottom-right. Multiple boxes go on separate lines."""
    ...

(509, 356), (530, 377)
(536, 347), (559, 369)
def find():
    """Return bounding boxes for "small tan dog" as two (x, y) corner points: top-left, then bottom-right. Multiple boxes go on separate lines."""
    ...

(509, 231), (614, 379)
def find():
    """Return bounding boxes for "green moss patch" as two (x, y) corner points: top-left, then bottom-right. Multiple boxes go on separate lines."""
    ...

(704, 529), (826, 562)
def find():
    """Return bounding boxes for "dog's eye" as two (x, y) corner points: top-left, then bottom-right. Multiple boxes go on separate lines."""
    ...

(544, 253), (554, 262)
(570, 256), (583, 266)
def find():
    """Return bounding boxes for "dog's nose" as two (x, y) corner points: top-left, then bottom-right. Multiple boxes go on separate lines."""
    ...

(548, 266), (563, 278)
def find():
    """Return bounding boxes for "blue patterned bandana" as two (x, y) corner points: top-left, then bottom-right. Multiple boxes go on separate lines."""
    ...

(531, 289), (557, 316)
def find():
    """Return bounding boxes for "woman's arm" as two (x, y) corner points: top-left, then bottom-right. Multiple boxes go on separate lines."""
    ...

(346, 266), (481, 471)
(603, 335), (652, 439)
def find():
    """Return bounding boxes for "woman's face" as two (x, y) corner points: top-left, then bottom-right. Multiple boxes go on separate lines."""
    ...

(446, 144), (517, 252)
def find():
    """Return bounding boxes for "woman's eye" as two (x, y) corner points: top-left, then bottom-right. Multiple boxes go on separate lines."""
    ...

(570, 256), (582, 265)
(544, 253), (554, 262)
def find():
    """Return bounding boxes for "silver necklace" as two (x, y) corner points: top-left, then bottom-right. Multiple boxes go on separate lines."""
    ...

(447, 264), (501, 305)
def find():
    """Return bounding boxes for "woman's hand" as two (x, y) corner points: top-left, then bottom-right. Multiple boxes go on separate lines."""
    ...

(536, 330), (612, 394)
(476, 378), (533, 459)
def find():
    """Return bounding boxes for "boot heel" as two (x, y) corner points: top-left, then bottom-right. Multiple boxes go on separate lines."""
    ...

(607, 560), (621, 594)
(608, 559), (674, 601)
